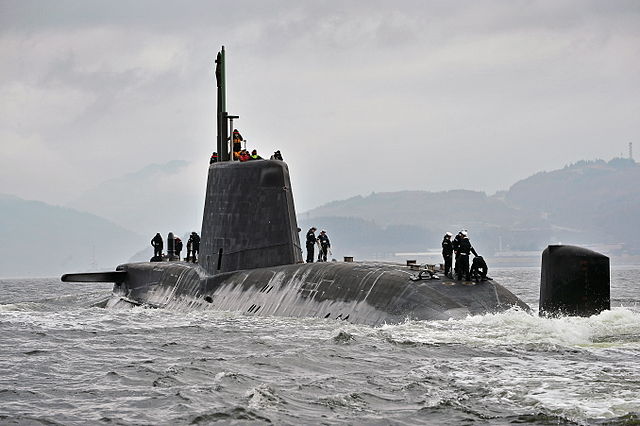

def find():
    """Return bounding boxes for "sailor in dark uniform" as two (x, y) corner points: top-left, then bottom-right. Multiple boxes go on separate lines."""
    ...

(188, 232), (201, 263)
(456, 231), (478, 281)
(452, 231), (462, 278)
(306, 227), (317, 263)
(186, 238), (193, 262)
(175, 237), (183, 259)
(470, 255), (489, 282)
(442, 232), (454, 278)
(317, 230), (331, 262)
(151, 233), (163, 259)
(192, 232), (200, 262)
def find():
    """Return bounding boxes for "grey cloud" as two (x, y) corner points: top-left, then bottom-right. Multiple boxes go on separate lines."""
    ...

(0, 0), (638, 213)
(0, 0), (272, 31)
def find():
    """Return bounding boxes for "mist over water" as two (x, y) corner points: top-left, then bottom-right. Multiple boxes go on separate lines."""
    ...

(1, 268), (639, 424)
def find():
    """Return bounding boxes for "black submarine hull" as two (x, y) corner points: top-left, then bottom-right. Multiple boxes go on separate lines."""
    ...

(61, 48), (611, 322)
(106, 260), (530, 326)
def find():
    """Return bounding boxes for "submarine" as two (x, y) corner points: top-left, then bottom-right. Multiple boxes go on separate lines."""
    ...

(62, 47), (610, 325)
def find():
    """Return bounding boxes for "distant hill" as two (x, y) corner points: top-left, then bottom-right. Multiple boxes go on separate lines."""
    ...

(66, 160), (206, 236)
(303, 189), (538, 230)
(299, 195), (560, 260)
(504, 158), (640, 246)
(3, 157), (637, 276)
(0, 194), (145, 277)
(297, 216), (434, 260)
(300, 158), (640, 259)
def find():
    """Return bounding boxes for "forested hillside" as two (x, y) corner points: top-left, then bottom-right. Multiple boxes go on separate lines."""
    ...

(505, 158), (640, 245)
(301, 158), (639, 258)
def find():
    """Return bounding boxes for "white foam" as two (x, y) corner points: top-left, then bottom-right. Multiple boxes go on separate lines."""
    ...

(375, 307), (640, 350)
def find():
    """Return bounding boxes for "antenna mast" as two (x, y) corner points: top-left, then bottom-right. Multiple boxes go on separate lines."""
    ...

(215, 47), (229, 161)
(629, 142), (633, 160)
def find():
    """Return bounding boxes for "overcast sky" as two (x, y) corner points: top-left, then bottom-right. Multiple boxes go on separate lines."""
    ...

(1, 0), (639, 213)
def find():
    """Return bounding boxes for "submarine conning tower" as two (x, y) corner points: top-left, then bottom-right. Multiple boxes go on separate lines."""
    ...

(199, 46), (302, 275)
(539, 244), (610, 317)
(199, 160), (303, 275)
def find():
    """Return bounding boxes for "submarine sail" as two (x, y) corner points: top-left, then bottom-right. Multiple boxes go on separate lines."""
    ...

(199, 160), (302, 275)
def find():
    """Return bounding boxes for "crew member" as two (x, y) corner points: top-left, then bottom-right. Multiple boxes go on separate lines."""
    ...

(232, 129), (243, 159)
(270, 150), (283, 160)
(442, 232), (454, 278)
(188, 232), (201, 263)
(306, 227), (317, 263)
(317, 230), (331, 262)
(250, 149), (262, 160)
(151, 233), (163, 259)
(452, 231), (462, 277)
(210, 152), (218, 164)
(175, 236), (183, 260)
(186, 237), (193, 262)
(470, 255), (489, 282)
(456, 231), (478, 281)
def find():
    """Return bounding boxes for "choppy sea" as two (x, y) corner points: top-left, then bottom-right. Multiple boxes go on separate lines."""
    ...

(0, 267), (639, 425)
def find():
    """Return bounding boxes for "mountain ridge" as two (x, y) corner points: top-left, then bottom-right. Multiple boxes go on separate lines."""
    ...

(2, 157), (637, 276)
(0, 194), (145, 277)
(300, 158), (639, 258)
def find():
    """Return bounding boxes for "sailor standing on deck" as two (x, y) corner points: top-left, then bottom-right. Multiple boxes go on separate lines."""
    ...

(442, 232), (454, 278)
(188, 232), (200, 263)
(192, 232), (200, 262)
(452, 231), (462, 277)
(317, 230), (331, 262)
(151, 233), (163, 259)
(305, 227), (317, 263)
(186, 238), (193, 262)
(175, 237), (183, 259)
(456, 231), (478, 281)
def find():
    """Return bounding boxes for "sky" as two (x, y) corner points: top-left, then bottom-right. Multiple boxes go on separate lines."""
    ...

(1, 0), (639, 214)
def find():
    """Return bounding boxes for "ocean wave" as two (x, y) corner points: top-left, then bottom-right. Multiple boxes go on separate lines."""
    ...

(375, 307), (640, 349)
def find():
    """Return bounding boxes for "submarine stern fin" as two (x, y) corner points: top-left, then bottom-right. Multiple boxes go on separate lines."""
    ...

(539, 244), (610, 317)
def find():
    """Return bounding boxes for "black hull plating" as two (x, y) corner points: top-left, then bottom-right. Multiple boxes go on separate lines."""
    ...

(108, 261), (530, 326)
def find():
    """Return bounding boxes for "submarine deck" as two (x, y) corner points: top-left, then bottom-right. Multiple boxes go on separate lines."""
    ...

(109, 260), (531, 326)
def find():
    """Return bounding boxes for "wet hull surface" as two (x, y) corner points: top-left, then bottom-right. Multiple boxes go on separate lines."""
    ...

(108, 261), (530, 326)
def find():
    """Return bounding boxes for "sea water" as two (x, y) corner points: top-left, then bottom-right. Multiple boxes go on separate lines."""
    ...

(0, 267), (639, 425)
